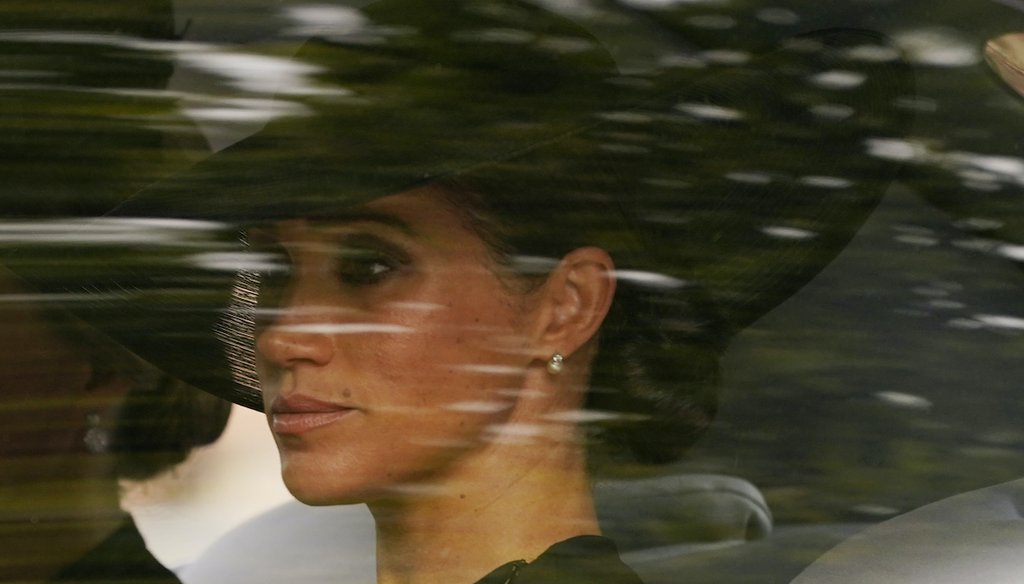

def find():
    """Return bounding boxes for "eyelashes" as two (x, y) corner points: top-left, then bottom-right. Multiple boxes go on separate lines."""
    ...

(248, 231), (412, 310)
(332, 238), (409, 287)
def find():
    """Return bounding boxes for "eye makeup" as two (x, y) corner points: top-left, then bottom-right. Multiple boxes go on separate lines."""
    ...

(330, 232), (412, 288)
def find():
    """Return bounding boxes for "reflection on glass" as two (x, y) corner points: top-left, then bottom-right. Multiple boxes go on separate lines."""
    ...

(7, 1), (1024, 583)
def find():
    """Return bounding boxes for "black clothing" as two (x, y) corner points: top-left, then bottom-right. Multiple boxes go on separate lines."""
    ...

(476, 536), (644, 584)
(51, 518), (180, 583)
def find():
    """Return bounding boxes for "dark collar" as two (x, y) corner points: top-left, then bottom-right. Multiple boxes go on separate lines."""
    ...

(50, 517), (180, 583)
(477, 536), (643, 584)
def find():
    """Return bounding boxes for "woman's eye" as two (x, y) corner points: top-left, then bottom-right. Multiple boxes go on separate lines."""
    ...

(334, 247), (404, 287)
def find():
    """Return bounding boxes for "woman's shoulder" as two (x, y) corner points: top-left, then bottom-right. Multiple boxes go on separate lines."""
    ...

(51, 517), (180, 583)
(477, 536), (644, 584)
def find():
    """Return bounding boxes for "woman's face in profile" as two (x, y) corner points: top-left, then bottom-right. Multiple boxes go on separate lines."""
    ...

(254, 186), (545, 504)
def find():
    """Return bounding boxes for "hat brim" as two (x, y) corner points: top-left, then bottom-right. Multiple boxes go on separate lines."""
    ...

(5, 23), (914, 412)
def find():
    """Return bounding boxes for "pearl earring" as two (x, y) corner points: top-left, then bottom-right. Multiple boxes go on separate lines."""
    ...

(547, 353), (565, 375)
(83, 413), (111, 454)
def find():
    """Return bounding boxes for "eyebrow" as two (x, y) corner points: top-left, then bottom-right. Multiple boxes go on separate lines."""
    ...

(312, 209), (416, 236)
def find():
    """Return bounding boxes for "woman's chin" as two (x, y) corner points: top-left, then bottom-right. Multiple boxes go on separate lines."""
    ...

(283, 477), (369, 506)
(279, 462), (369, 505)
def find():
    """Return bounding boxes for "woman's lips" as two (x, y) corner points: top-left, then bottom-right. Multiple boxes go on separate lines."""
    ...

(270, 393), (356, 435)
(272, 410), (354, 434)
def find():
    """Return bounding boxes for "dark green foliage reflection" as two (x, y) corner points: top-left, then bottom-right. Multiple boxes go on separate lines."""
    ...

(4, 0), (1024, 582)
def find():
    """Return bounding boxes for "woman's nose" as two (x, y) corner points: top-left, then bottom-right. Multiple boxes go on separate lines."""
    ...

(256, 314), (336, 369)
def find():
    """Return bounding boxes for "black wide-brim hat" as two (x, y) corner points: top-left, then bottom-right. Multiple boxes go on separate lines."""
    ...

(2, 0), (914, 411)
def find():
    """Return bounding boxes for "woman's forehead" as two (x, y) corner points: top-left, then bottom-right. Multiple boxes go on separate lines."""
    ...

(255, 186), (476, 241)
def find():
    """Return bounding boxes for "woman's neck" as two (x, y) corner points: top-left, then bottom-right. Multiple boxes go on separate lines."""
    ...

(369, 431), (599, 584)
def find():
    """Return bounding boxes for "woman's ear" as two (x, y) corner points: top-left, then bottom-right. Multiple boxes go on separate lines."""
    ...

(535, 246), (616, 359)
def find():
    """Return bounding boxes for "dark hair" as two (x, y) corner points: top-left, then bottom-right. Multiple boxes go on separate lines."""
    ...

(111, 373), (232, 480)
(56, 313), (232, 480)
(436, 130), (730, 466)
